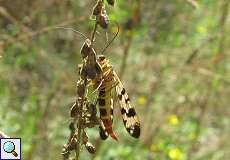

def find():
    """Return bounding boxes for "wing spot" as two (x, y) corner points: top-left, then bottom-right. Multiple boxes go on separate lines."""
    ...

(127, 127), (131, 133)
(121, 108), (126, 115)
(131, 125), (140, 138)
(127, 108), (136, 117)
(98, 55), (106, 61)
(118, 94), (122, 100)
(123, 119), (127, 125)
(125, 97), (130, 103)
(121, 88), (126, 95)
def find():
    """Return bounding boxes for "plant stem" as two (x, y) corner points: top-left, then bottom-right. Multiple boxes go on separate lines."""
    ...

(74, 16), (99, 159)
(91, 23), (98, 43)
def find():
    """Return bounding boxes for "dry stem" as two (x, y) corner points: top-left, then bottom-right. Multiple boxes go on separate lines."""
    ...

(0, 130), (10, 138)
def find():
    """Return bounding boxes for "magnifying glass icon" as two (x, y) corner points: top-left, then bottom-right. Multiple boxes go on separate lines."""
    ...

(3, 141), (18, 157)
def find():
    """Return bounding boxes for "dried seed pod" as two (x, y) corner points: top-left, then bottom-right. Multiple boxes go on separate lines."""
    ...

(70, 102), (78, 117)
(96, 8), (109, 29)
(66, 138), (78, 151)
(89, 103), (97, 119)
(97, 15), (109, 29)
(78, 64), (83, 75)
(85, 61), (97, 80)
(80, 39), (91, 58)
(77, 79), (86, 97)
(85, 65), (102, 80)
(80, 39), (102, 80)
(86, 103), (95, 116)
(69, 122), (75, 131)
(61, 146), (70, 156)
(86, 67), (97, 80)
(84, 103), (99, 128)
(93, 0), (104, 16)
(107, 0), (115, 6)
(85, 120), (94, 128)
(85, 121), (98, 128)
(82, 131), (89, 144)
(85, 49), (102, 80)
(79, 65), (87, 78)
(85, 142), (96, 154)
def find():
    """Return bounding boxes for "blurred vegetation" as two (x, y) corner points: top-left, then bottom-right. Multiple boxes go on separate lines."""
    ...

(0, 0), (229, 160)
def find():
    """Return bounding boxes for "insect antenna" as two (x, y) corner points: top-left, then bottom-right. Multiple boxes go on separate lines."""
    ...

(100, 21), (120, 55)
(55, 26), (89, 40)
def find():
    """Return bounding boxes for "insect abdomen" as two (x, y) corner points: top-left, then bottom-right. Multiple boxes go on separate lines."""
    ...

(98, 87), (117, 140)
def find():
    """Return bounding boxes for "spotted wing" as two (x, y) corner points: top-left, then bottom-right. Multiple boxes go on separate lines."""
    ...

(115, 74), (140, 138)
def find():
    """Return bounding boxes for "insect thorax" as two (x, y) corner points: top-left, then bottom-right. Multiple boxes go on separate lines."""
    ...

(93, 57), (118, 91)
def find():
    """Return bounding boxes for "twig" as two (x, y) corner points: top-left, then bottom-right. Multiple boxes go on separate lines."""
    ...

(119, 0), (141, 79)
(0, 6), (30, 32)
(0, 130), (10, 138)
(187, 92), (209, 159)
(185, 0), (199, 9)
(119, 33), (133, 79)
(2, 19), (76, 45)
(75, 97), (83, 160)
(185, 36), (215, 65)
(63, 3), (102, 160)
(0, 18), (77, 57)
(141, 79), (160, 145)
(196, 67), (230, 85)
(100, 22), (120, 55)
(26, 87), (60, 160)
(91, 23), (98, 43)
(73, 19), (99, 159)
(62, 1), (119, 159)
(213, 0), (229, 64)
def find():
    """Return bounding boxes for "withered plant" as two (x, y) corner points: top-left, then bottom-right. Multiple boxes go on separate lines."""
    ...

(62, 1), (116, 160)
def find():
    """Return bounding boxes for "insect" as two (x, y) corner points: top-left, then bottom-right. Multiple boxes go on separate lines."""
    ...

(92, 55), (141, 140)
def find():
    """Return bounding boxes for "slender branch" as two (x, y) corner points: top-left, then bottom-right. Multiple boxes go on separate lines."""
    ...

(1, 19), (76, 45)
(0, 18), (83, 56)
(119, 0), (141, 79)
(185, 36), (215, 65)
(119, 34), (133, 79)
(91, 23), (98, 43)
(213, 0), (229, 64)
(74, 19), (99, 160)
(0, 6), (30, 32)
(185, 0), (199, 9)
(75, 97), (83, 160)
(0, 130), (10, 138)
(63, 1), (117, 159)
